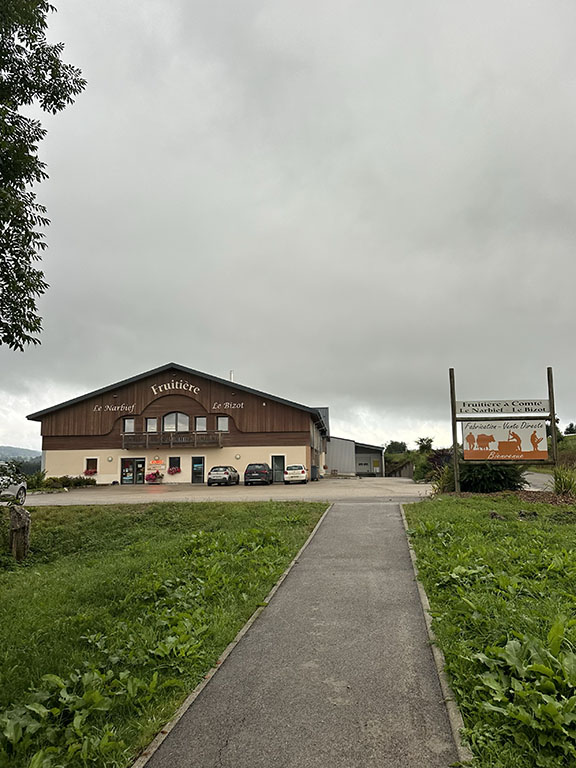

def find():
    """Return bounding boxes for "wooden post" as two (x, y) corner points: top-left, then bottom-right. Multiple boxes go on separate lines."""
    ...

(449, 368), (461, 493)
(10, 504), (31, 562)
(548, 366), (558, 466)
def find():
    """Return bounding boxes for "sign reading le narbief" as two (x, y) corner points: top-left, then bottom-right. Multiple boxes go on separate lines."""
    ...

(456, 400), (549, 415)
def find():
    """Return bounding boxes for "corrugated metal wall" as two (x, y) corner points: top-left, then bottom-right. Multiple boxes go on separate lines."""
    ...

(326, 437), (356, 475)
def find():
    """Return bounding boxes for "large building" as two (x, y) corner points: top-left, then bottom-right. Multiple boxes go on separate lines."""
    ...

(27, 363), (328, 485)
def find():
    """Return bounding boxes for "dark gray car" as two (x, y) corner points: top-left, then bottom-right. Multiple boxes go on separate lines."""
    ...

(244, 463), (272, 486)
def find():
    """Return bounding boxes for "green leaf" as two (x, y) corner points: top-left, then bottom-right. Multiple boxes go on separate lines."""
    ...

(548, 619), (565, 656)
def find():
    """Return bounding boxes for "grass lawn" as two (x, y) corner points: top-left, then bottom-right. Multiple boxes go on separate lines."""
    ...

(405, 494), (576, 768)
(0, 501), (327, 768)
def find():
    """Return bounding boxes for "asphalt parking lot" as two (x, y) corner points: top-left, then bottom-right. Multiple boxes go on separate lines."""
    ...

(26, 476), (432, 506)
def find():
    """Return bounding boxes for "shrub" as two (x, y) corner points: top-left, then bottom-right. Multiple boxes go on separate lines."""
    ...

(26, 471), (46, 490)
(552, 466), (576, 497)
(413, 448), (453, 482)
(460, 463), (527, 493)
(43, 475), (96, 489)
(432, 462), (527, 494)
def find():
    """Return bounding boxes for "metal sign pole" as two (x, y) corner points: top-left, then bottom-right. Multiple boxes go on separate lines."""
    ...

(547, 367), (558, 466)
(449, 368), (461, 493)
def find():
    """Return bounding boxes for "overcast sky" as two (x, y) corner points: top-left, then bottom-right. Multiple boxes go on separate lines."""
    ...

(2, 0), (576, 451)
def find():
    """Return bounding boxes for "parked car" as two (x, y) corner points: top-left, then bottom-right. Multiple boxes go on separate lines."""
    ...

(207, 466), (240, 486)
(0, 463), (27, 505)
(244, 463), (273, 486)
(284, 464), (308, 484)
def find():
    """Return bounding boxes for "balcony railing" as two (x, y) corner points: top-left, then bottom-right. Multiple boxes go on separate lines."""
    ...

(122, 431), (224, 450)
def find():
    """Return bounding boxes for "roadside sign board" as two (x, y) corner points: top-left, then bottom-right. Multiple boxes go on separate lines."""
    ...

(456, 400), (549, 415)
(462, 420), (548, 461)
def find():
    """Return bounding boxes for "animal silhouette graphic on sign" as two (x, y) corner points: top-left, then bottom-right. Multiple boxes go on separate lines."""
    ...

(465, 433), (475, 451)
(476, 434), (495, 450)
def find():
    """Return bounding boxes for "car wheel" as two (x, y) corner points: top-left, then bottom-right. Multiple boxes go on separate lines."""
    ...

(236, 478), (240, 485)
(207, 482), (212, 486)
(284, 481), (289, 485)
(16, 487), (26, 505)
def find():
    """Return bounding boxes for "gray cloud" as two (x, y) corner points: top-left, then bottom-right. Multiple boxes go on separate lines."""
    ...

(2, 0), (575, 449)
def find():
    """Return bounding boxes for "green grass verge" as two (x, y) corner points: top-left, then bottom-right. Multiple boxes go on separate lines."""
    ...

(405, 495), (576, 768)
(0, 501), (327, 767)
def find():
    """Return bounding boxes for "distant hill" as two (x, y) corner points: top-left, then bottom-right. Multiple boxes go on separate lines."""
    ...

(0, 446), (42, 460)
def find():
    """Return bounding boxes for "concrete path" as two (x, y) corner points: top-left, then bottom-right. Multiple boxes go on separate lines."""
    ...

(524, 471), (552, 491)
(144, 502), (459, 768)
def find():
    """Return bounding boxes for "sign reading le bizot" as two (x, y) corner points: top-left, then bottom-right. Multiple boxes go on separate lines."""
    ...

(456, 399), (549, 415)
(462, 421), (548, 462)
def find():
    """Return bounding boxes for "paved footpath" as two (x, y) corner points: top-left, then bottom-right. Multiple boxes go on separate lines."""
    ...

(144, 502), (459, 768)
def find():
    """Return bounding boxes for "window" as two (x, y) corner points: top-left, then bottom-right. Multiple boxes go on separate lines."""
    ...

(146, 418), (158, 433)
(169, 457), (180, 470)
(163, 412), (189, 432)
(123, 417), (135, 433)
(85, 458), (98, 472)
(217, 416), (229, 432)
(195, 416), (207, 432)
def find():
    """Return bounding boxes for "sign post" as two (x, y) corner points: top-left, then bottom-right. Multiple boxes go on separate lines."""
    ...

(449, 368), (460, 493)
(449, 368), (557, 493)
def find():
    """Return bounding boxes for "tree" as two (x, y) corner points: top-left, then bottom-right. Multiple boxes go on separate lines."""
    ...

(385, 440), (407, 454)
(565, 423), (576, 435)
(415, 436), (434, 453)
(1, 2), (86, 350)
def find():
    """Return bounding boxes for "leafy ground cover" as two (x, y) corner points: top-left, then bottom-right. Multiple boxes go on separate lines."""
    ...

(0, 501), (326, 768)
(405, 494), (576, 768)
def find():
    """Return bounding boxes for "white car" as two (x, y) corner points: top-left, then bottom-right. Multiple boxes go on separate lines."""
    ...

(0, 464), (27, 505)
(284, 464), (308, 484)
(207, 466), (240, 486)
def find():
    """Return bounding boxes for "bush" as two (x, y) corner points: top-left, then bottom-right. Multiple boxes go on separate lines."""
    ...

(26, 471), (46, 490)
(413, 448), (453, 482)
(552, 466), (576, 497)
(432, 462), (527, 494)
(460, 463), (527, 493)
(43, 475), (96, 489)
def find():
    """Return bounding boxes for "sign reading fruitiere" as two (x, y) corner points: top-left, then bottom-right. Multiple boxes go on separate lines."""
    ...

(462, 421), (548, 461)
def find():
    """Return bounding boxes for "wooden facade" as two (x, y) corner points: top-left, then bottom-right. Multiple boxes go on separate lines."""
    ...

(27, 364), (328, 482)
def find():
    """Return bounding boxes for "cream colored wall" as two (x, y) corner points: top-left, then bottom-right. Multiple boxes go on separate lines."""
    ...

(44, 446), (308, 484)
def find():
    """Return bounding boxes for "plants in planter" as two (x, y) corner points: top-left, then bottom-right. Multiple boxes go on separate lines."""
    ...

(145, 470), (164, 483)
(84, 469), (97, 476)
(167, 467), (181, 476)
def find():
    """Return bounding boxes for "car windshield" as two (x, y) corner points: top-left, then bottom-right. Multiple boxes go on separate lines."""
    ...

(210, 467), (228, 472)
(287, 465), (303, 470)
(248, 464), (266, 470)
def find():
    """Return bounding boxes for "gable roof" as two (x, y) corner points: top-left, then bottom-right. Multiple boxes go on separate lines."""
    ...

(27, 362), (329, 433)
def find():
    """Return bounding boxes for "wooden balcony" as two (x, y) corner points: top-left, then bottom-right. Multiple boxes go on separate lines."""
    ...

(122, 431), (223, 450)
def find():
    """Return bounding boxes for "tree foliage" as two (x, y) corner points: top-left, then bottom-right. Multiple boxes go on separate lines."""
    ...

(415, 436), (434, 453)
(385, 440), (407, 454)
(1, 1), (86, 350)
(565, 423), (576, 435)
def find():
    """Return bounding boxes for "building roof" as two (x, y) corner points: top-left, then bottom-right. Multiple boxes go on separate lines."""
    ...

(27, 362), (329, 434)
(354, 441), (385, 452)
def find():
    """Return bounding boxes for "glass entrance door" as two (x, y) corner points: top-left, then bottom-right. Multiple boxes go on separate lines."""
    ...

(121, 458), (146, 484)
(191, 457), (205, 484)
(271, 455), (285, 484)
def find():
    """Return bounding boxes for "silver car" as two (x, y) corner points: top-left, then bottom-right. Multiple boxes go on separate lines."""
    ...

(207, 466), (240, 486)
(0, 463), (27, 505)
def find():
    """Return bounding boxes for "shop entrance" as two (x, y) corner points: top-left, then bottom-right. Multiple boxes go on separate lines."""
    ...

(121, 458), (145, 484)
(191, 457), (205, 484)
(271, 455), (285, 483)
